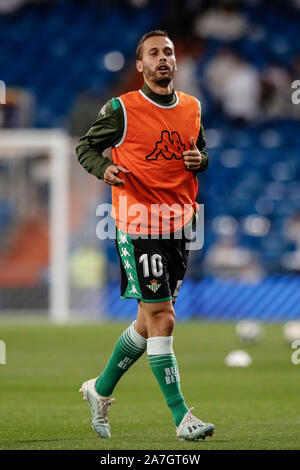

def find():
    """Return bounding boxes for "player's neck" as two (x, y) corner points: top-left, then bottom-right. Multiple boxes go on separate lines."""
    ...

(142, 82), (176, 106)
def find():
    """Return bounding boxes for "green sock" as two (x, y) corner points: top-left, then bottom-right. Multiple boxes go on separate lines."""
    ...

(95, 321), (146, 397)
(147, 336), (189, 427)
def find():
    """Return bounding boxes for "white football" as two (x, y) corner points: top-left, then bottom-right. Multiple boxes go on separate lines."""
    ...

(225, 350), (252, 367)
(283, 321), (300, 344)
(236, 320), (263, 343)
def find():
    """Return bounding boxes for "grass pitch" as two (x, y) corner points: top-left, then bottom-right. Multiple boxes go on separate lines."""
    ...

(0, 321), (299, 450)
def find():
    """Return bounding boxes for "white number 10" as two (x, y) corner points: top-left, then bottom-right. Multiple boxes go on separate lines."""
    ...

(139, 253), (163, 278)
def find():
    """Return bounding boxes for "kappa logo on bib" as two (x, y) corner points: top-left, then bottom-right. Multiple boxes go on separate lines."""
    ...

(146, 130), (186, 161)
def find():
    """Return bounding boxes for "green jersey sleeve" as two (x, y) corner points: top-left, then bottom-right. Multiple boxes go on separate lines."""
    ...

(76, 98), (124, 180)
(196, 122), (209, 173)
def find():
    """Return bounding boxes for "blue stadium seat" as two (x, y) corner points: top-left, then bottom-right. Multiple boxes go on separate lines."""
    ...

(0, 200), (13, 230)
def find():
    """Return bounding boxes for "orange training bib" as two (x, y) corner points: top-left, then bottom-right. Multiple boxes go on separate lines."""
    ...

(111, 89), (201, 235)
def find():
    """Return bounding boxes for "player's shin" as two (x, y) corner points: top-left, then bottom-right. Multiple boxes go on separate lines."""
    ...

(95, 321), (147, 397)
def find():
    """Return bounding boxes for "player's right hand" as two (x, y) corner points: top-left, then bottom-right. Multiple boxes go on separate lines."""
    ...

(103, 164), (130, 186)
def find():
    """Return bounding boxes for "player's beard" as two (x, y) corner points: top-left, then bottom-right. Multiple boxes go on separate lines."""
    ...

(154, 76), (173, 87)
(145, 66), (175, 88)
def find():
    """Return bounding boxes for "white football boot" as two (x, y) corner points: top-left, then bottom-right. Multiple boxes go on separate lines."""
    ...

(79, 378), (115, 439)
(177, 408), (215, 441)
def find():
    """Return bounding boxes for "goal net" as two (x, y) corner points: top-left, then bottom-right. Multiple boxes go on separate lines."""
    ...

(0, 130), (107, 323)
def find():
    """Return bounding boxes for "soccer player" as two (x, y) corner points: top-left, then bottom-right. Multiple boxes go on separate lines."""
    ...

(76, 30), (215, 442)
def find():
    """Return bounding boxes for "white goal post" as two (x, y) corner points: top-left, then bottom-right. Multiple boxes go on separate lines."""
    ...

(0, 129), (70, 324)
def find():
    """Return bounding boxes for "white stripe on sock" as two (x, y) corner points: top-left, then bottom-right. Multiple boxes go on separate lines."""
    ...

(127, 321), (147, 350)
(147, 336), (174, 355)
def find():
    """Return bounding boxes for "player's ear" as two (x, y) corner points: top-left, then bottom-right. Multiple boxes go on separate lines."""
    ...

(136, 60), (143, 73)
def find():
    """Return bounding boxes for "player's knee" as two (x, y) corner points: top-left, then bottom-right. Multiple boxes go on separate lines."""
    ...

(149, 307), (175, 336)
(161, 312), (175, 336)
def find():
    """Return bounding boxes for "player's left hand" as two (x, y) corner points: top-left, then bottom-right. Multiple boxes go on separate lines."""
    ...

(183, 137), (202, 171)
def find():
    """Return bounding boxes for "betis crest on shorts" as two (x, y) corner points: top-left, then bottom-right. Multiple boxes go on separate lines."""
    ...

(146, 279), (161, 293)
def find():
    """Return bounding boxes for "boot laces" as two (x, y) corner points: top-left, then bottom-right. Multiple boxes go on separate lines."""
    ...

(96, 398), (115, 423)
(184, 407), (204, 426)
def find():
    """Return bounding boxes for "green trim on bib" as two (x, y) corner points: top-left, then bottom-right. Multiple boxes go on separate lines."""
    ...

(111, 97), (121, 111)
